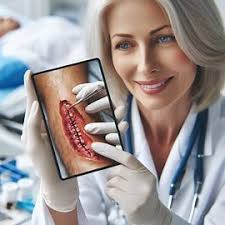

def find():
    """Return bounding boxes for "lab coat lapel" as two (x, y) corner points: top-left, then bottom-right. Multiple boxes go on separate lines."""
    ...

(158, 99), (219, 207)
(158, 104), (197, 205)
(131, 98), (158, 178)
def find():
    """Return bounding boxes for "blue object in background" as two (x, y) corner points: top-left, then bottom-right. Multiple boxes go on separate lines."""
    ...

(16, 199), (35, 213)
(0, 160), (28, 182)
(0, 87), (15, 99)
(0, 55), (29, 88)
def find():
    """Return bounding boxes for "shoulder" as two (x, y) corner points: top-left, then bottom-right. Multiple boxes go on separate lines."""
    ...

(202, 95), (225, 188)
(208, 95), (225, 130)
(206, 94), (225, 155)
(209, 94), (225, 120)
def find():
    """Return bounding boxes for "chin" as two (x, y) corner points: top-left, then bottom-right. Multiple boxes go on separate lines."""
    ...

(143, 100), (172, 111)
(134, 89), (169, 109)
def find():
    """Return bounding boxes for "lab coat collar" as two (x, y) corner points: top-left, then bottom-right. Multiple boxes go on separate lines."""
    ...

(176, 103), (198, 158)
(202, 96), (224, 157)
(131, 97), (158, 178)
(178, 101), (221, 158)
(180, 99), (222, 158)
(130, 97), (216, 174)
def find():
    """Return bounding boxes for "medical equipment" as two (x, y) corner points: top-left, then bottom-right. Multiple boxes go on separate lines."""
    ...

(69, 86), (106, 108)
(0, 160), (29, 183)
(16, 199), (34, 213)
(124, 94), (208, 223)
(1, 182), (18, 209)
(0, 158), (35, 225)
(17, 178), (33, 202)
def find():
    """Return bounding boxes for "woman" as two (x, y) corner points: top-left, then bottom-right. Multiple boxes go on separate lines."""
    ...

(23, 0), (225, 224)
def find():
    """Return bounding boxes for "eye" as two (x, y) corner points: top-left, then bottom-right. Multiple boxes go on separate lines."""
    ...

(154, 35), (176, 44)
(115, 41), (132, 50)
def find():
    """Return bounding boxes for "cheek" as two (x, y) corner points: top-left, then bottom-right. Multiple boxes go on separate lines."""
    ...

(161, 49), (196, 75)
(112, 53), (135, 82)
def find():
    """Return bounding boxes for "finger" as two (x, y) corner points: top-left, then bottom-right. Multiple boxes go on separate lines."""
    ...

(107, 165), (128, 180)
(85, 96), (110, 113)
(72, 81), (104, 95)
(107, 176), (128, 191)
(84, 122), (117, 134)
(21, 70), (37, 142)
(76, 88), (90, 100)
(115, 145), (123, 150)
(24, 70), (37, 115)
(27, 101), (42, 136)
(26, 101), (42, 147)
(76, 85), (99, 100)
(72, 83), (89, 94)
(95, 81), (105, 88)
(118, 121), (129, 134)
(114, 105), (127, 122)
(104, 121), (128, 145)
(105, 133), (120, 145)
(107, 165), (133, 182)
(106, 187), (125, 203)
(92, 142), (142, 169)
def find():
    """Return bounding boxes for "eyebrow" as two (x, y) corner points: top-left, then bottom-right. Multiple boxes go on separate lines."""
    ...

(111, 24), (171, 39)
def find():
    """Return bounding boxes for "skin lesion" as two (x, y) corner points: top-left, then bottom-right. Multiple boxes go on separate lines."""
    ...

(59, 100), (106, 161)
(35, 65), (115, 176)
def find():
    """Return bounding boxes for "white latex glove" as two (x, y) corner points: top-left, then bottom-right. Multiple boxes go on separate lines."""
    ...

(72, 81), (128, 146)
(72, 81), (107, 113)
(21, 70), (79, 212)
(91, 142), (172, 225)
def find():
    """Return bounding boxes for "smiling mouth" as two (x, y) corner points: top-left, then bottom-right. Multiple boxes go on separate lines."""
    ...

(136, 77), (174, 94)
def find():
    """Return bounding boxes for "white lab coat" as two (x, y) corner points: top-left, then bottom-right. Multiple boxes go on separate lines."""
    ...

(32, 95), (225, 225)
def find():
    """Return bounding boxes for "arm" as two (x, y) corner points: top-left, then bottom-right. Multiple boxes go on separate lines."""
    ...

(48, 207), (78, 225)
(32, 192), (84, 225)
(31, 174), (107, 225)
(23, 71), (79, 224)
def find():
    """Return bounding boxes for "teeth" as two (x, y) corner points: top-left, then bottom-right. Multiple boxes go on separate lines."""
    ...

(141, 80), (166, 90)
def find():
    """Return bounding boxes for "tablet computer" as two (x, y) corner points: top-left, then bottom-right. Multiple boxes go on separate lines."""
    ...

(31, 58), (122, 179)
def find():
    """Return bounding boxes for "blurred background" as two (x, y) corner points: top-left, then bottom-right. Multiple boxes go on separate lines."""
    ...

(0, 0), (224, 224)
(0, 1), (89, 224)
(0, 0), (88, 20)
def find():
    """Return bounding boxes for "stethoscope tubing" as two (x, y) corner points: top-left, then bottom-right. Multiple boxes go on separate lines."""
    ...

(124, 94), (208, 224)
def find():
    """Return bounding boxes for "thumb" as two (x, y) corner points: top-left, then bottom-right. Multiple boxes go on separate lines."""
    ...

(92, 142), (142, 170)
(26, 101), (43, 144)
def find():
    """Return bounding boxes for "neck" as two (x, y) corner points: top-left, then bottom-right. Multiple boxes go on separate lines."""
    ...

(137, 94), (192, 146)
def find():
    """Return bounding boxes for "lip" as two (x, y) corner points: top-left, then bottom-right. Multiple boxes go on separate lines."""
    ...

(135, 76), (174, 85)
(136, 76), (174, 95)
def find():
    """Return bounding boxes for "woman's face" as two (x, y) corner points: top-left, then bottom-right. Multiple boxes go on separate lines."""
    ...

(107, 0), (197, 110)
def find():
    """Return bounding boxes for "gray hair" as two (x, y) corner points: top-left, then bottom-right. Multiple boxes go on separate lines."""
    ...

(84, 0), (225, 111)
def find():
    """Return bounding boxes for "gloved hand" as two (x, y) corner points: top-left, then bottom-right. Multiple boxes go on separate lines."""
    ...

(91, 142), (172, 225)
(73, 81), (128, 146)
(21, 70), (79, 212)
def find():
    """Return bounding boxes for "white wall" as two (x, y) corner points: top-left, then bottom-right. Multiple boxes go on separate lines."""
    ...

(216, 0), (225, 21)
(0, 0), (224, 21)
(0, 0), (50, 19)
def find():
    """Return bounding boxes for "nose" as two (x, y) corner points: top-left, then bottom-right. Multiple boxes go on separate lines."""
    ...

(136, 45), (158, 75)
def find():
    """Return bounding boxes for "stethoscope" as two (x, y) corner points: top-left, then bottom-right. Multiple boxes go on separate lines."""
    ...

(123, 94), (208, 224)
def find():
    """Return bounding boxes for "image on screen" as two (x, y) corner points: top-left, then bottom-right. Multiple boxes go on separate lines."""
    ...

(32, 58), (120, 179)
